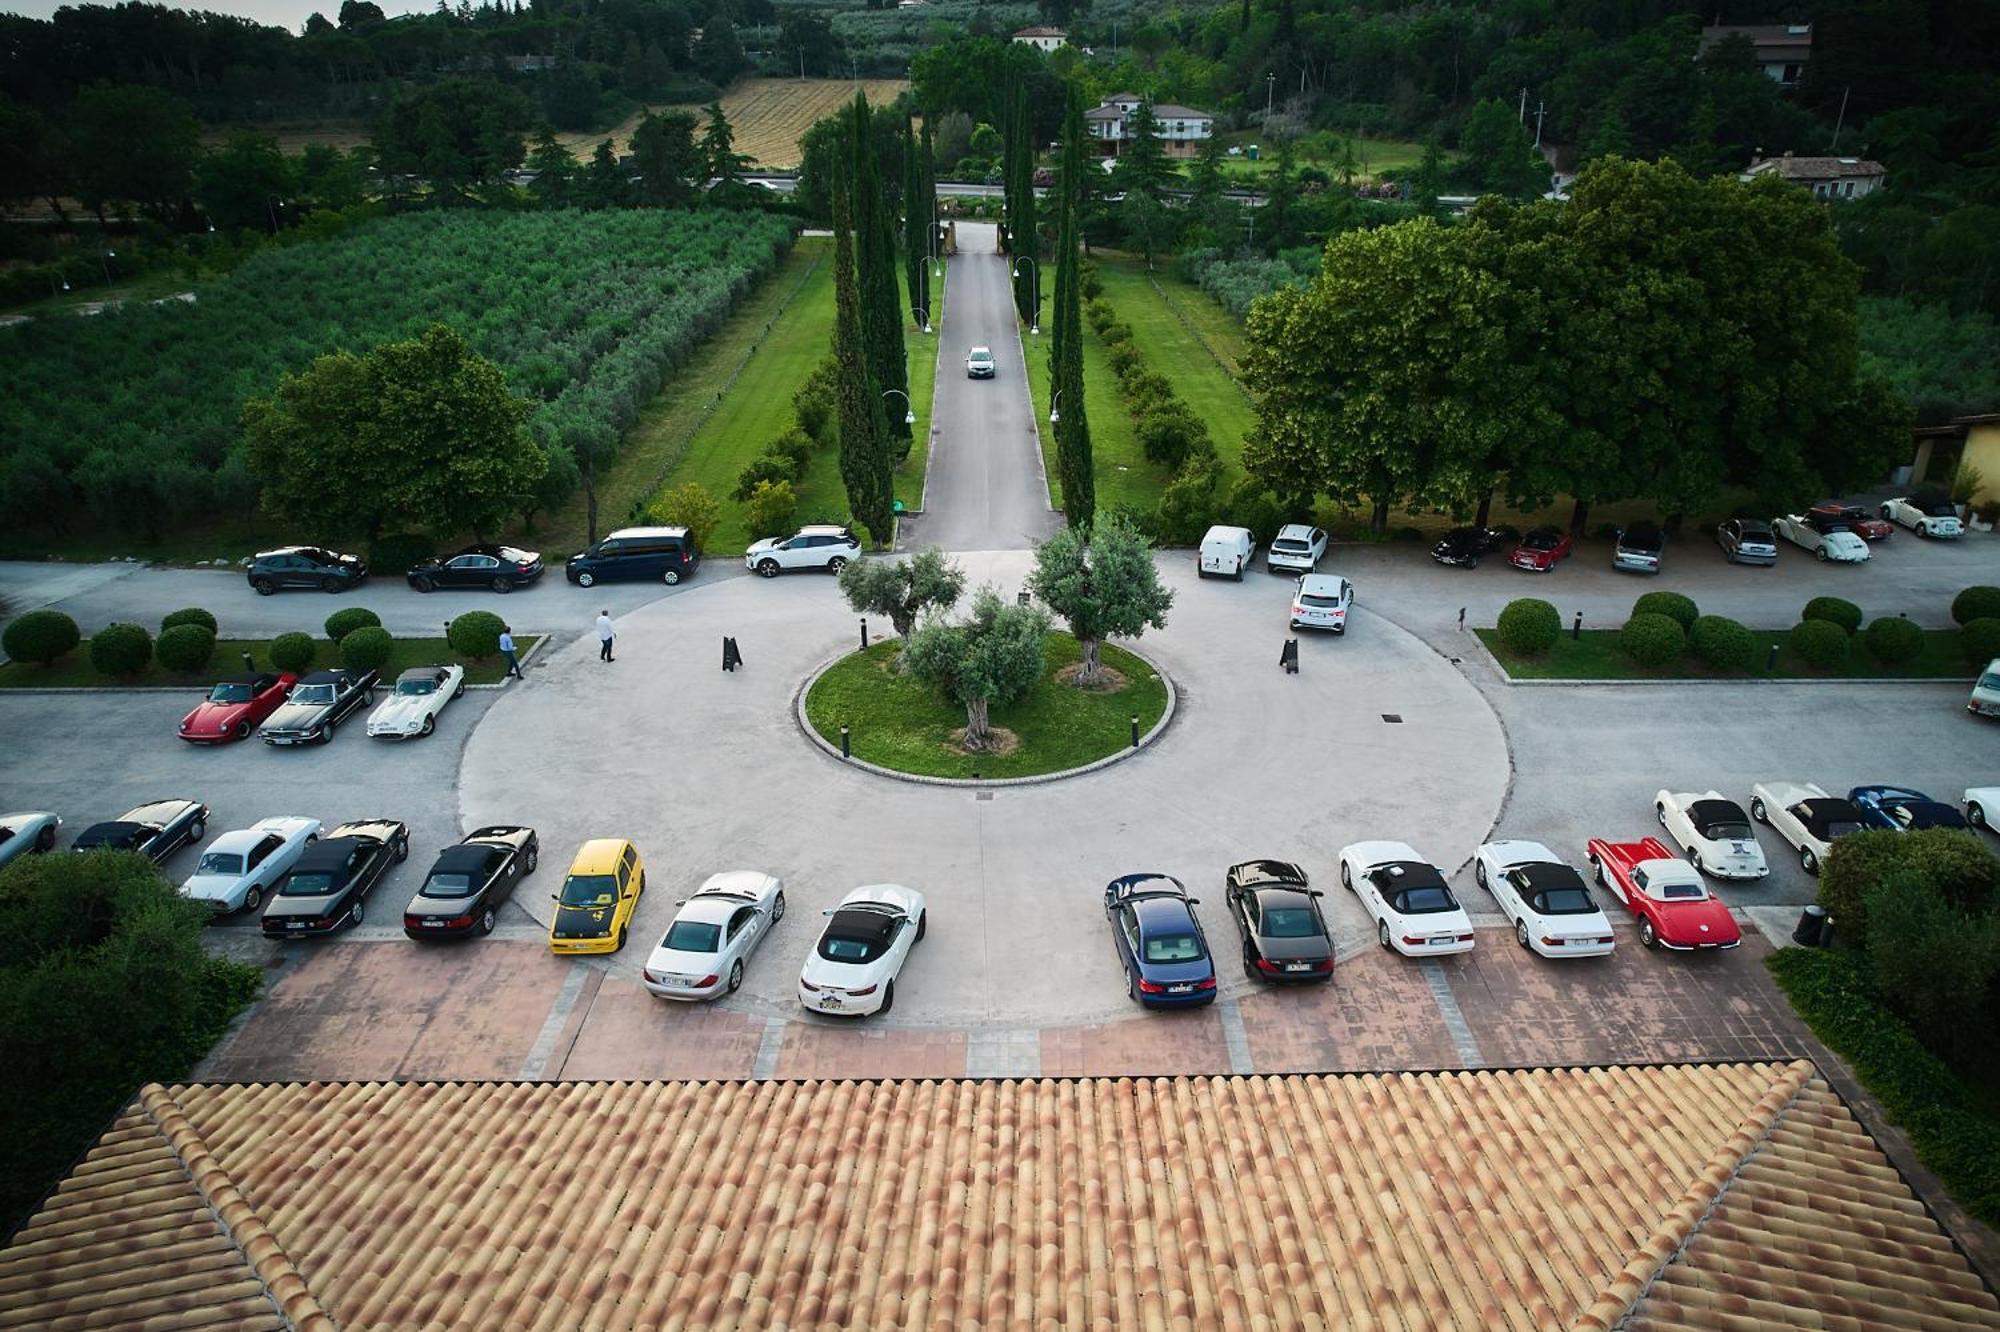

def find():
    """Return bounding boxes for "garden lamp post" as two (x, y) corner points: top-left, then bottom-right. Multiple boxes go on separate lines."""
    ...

(1049, 389), (1062, 425)
(910, 304), (932, 334)
(264, 195), (284, 235)
(930, 195), (942, 277)
(882, 388), (917, 427)
(99, 249), (116, 286)
(1010, 256), (1040, 335)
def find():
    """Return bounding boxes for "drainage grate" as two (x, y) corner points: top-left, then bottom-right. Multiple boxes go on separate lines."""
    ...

(1381, 714), (1403, 724)
(975, 790), (994, 802)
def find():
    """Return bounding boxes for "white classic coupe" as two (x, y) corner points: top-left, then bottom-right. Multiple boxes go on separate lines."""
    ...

(367, 664), (466, 739)
(181, 815), (322, 914)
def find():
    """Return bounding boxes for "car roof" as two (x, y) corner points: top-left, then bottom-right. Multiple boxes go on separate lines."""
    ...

(396, 666), (445, 682)
(694, 870), (773, 900)
(968, 345), (992, 354)
(121, 799), (191, 822)
(603, 526), (688, 539)
(824, 907), (899, 946)
(79, 821), (145, 841)
(297, 670), (346, 685)
(1799, 798), (1861, 821)
(1133, 894), (1197, 930)
(1687, 798), (1748, 827)
(431, 844), (501, 874)
(1297, 574), (1348, 593)
(797, 524), (851, 536)
(1274, 523), (1317, 539)
(1371, 861), (1448, 890)
(1229, 859), (1308, 890)
(205, 827), (272, 851)
(293, 839), (361, 870)
(1512, 862), (1586, 892)
(568, 838), (631, 873)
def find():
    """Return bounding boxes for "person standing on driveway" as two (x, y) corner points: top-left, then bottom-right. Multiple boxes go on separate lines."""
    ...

(596, 610), (615, 663)
(498, 625), (523, 679)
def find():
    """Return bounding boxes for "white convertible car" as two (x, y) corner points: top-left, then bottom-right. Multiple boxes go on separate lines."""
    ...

(1750, 781), (1868, 875)
(642, 871), (787, 1000)
(799, 884), (926, 1017)
(1473, 840), (1615, 958)
(181, 815), (322, 914)
(1879, 494), (1963, 538)
(1654, 790), (1769, 880)
(1338, 840), (1474, 957)
(1966, 787), (1999, 833)
(367, 664), (466, 739)
(1771, 514), (1868, 562)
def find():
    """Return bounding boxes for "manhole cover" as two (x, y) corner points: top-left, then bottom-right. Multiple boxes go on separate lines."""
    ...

(975, 790), (994, 801)
(1381, 714), (1403, 724)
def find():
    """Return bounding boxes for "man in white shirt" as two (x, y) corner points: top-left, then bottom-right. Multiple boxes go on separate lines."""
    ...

(498, 625), (522, 679)
(596, 610), (615, 663)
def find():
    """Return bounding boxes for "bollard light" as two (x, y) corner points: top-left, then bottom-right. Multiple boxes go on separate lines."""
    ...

(1130, 715), (1140, 748)
(860, 618), (869, 649)
(840, 724), (851, 759)
(1767, 643), (1779, 672)
(241, 651), (255, 672)
(1572, 611), (1582, 640)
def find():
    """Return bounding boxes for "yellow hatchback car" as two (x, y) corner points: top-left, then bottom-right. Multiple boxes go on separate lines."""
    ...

(548, 838), (645, 954)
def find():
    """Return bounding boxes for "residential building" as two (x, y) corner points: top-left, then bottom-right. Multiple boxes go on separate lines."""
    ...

(1741, 151), (1888, 201)
(1911, 412), (2000, 504)
(1083, 93), (1216, 158)
(1699, 22), (1812, 87)
(1011, 25), (1067, 52)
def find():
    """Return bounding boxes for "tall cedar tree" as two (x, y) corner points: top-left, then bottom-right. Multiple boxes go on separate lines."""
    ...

(902, 116), (929, 329)
(1007, 80), (1040, 326)
(1051, 85), (1093, 529)
(630, 109), (702, 206)
(830, 161), (894, 545)
(851, 95), (911, 444)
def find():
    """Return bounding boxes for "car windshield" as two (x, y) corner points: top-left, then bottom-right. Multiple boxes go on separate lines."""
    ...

(1300, 593), (1342, 608)
(207, 682), (254, 703)
(1621, 528), (1664, 551)
(497, 547), (535, 563)
(1981, 671), (2000, 691)
(559, 874), (618, 907)
(1143, 932), (1203, 963)
(1523, 531), (1560, 551)
(396, 678), (437, 696)
(422, 872), (476, 899)
(664, 920), (722, 953)
(1740, 525), (1773, 541)
(1921, 500), (1956, 516)
(819, 933), (885, 963)
(1532, 887), (1597, 915)
(1392, 886), (1457, 914)
(195, 852), (243, 875)
(280, 872), (335, 896)
(1262, 906), (1320, 938)
(292, 684), (335, 704)
(1273, 539), (1309, 552)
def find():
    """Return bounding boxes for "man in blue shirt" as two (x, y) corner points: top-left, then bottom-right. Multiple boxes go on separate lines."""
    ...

(499, 624), (523, 680)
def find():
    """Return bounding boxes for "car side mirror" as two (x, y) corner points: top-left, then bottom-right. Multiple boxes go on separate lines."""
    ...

(549, 892), (559, 901)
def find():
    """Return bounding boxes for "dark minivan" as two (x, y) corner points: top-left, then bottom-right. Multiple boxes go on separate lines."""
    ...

(564, 527), (701, 587)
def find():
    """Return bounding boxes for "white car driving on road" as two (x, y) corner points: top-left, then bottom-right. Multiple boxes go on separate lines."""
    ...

(1289, 573), (1353, 633)
(1473, 840), (1615, 958)
(1265, 524), (1327, 573)
(1772, 514), (1868, 562)
(1750, 781), (1868, 875)
(366, 664), (466, 739)
(1338, 840), (1474, 957)
(1879, 494), (1963, 538)
(744, 524), (860, 578)
(642, 871), (787, 1000)
(799, 884), (927, 1017)
(965, 346), (995, 378)
(1654, 790), (1769, 880)
(181, 816), (322, 914)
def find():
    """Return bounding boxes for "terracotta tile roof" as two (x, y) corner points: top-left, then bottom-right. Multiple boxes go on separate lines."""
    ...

(1746, 155), (1887, 180)
(3, 1063), (1993, 1330)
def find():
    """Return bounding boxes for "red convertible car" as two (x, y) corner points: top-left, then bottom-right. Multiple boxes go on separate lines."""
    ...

(1807, 503), (1894, 542)
(179, 671), (297, 744)
(1583, 836), (1741, 952)
(1509, 526), (1573, 572)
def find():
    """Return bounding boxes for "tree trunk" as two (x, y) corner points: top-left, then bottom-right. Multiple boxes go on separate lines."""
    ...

(1474, 492), (1492, 528)
(1073, 635), (1105, 686)
(1569, 498), (1590, 537)
(1370, 498), (1389, 534)
(963, 696), (994, 749)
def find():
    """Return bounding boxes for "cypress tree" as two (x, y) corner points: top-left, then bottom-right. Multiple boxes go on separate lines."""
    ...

(1052, 85), (1092, 530)
(1007, 79), (1040, 327)
(851, 95), (910, 446)
(902, 115), (929, 331)
(831, 156), (893, 546)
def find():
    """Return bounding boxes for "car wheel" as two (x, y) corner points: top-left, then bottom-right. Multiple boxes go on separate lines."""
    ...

(478, 908), (496, 936)
(235, 720), (251, 740)
(757, 559), (780, 578)
(1126, 970), (1139, 1003)
(1474, 860), (1488, 889)
(1589, 854), (1605, 886)
(1340, 862), (1353, 891)
(420, 715), (435, 737)
(524, 844), (539, 873)
(662, 568), (681, 585)
(878, 979), (895, 1015)
(319, 717), (336, 743)
(35, 825), (56, 852)
(772, 891), (786, 922)
(393, 836), (409, 863)
(251, 577), (276, 595)
(616, 923), (629, 951)
(1750, 798), (1768, 823)
(915, 911), (927, 942)
(1688, 850), (1703, 875)
(1655, 803), (1667, 827)
(244, 885), (263, 913)
(727, 959), (744, 993)
(453, 680), (465, 699)
(348, 899), (365, 928)
(1377, 919), (1393, 951)
(1515, 920), (1531, 950)
(1971, 802), (1987, 829)
(576, 571), (596, 588)
(1639, 919), (1659, 950)
(1801, 846), (1819, 875)
(492, 578), (513, 594)
(827, 556), (848, 575)
(321, 577), (343, 592)
(1815, 547), (1828, 562)
(412, 576), (434, 593)
(187, 818), (205, 842)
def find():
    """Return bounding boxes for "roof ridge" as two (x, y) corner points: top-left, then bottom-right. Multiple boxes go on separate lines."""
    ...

(137, 1083), (335, 1332)
(1574, 1057), (1816, 1331)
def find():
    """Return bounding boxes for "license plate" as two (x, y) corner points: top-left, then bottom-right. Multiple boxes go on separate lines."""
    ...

(1168, 983), (1192, 994)
(287, 923), (309, 932)
(1430, 935), (1457, 946)
(1284, 962), (1310, 972)
(821, 995), (843, 1008)
(423, 920), (446, 928)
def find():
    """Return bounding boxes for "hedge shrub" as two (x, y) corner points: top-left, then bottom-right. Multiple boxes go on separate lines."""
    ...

(767, 427), (815, 472)
(1223, 478), (1287, 545)
(154, 624), (216, 674)
(324, 607), (382, 643)
(1137, 403), (1211, 470)
(159, 607), (217, 635)
(1154, 453), (1223, 545)
(1619, 612), (1685, 667)
(1951, 585), (2000, 626)
(649, 481), (721, 552)
(1962, 617), (2000, 666)
(88, 623), (152, 677)
(1862, 616), (1925, 665)
(269, 632), (316, 674)
(1689, 615), (1756, 671)
(337, 626), (393, 674)
(2, 610), (80, 666)
(1496, 599), (1562, 654)
(1817, 828), (2000, 947)
(1789, 618), (1849, 669)
(744, 479), (798, 541)
(447, 610), (506, 660)
(733, 455), (794, 502)
(1631, 590), (1698, 630)
(1865, 882), (2000, 1066)
(1802, 595), (1863, 635)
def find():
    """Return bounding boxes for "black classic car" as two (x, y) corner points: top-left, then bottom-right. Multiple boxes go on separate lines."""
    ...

(261, 818), (409, 937)
(402, 826), (540, 939)
(71, 799), (208, 864)
(259, 668), (379, 745)
(1429, 525), (1520, 569)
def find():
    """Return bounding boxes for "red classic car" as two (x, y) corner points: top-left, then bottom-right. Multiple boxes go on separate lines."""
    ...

(1583, 836), (1741, 952)
(1509, 526), (1573, 572)
(1807, 503), (1893, 542)
(179, 671), (297, 744)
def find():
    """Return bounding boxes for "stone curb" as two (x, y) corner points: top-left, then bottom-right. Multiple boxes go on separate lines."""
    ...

(791, 639), (1177, 787)
(0, 634), (549, 696)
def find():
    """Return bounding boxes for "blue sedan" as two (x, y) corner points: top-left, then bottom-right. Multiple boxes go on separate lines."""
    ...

(1104, 873), (1217, 1007)
(1848, 785), (1969, 833)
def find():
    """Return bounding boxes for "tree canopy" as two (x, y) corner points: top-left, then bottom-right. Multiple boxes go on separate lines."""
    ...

(1027, 512), (1173, 685)
(904, 588), (1051, 751)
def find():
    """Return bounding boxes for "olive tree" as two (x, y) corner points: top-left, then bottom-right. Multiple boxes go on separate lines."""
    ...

(903, 588), (1049, 751)
(1026, 511), (1173, 687)
(838, 548), (966, 668)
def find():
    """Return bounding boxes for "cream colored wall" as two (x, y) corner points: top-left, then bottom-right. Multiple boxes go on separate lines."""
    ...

(1964, 425), (2000, 504)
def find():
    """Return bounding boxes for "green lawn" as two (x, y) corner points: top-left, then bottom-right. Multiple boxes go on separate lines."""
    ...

(1207, 129), (1435, 184)
(0, 636), (539, 689)
(1095, 255), (1254, 482)
(1024, 310), (1158, 514)
(804, 634), (1169, 779)
(0, 267), (199, 318)
(1475, 627), (1977, 681)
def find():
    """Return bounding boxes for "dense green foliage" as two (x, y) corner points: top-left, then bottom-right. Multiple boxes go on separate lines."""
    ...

(903, 588), (1053, 750)
(849, 95), (910, 448)
(1618, 613), (1684, 667)
(1863, 615), (1926, 665)
(1631, 590), (1697, 631)
(336, 625), (393, 674)
(1051, 85), (1094, 530)
(159, 607), (218, 635)
(87, 623), (151, 677)
(446, 611), (507, 661)
(1788, 618), (1850, 669)
(1963, 618), (2000, 667)
(1819, 828), (2000, 948)
(1859, 298), (2000, 426)
(1027, 512), (1174, 685)
(1, 610), (79, 666)
(829, 115), (894, 547)
(1952, 586), (2000, 626)
(649, 482), (721, 553)
(1496, 598), (1560, 654)
(1866, 881), (2000, 1066)
(1802, 596), (1864, 635)
(269, 631), (316, 674)
(324, 607), (381, 643)
(744, 479), (798, 540)
(154, 623), (216, 674)
(1689, 615), (1755, 672)
(838, 546), (966, 645)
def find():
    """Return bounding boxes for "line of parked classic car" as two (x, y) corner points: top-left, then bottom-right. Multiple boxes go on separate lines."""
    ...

(176, 662), (467, 745)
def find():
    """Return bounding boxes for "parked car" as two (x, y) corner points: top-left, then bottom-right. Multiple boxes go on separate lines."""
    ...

(1966, 786), (1999, 832)
(1611, 522), (1665, 575)
(0, 812), (61, 871)
(1337, 841), (1474, 957)
(548, 838), (645, 954)
(1222, 860), (1333, 981)
(965, 345), (996, 378)
(1772, 513), (1868, 563)
(1808, 503), (1893, 542)
(72, 799), (208, 863)
(1197, 525), (1257, 579)
(260, 818), (409, 937)
(1879, 493), (1963, 538)
(799, 884), (926, 1016)
(1847, 785), (1969, 832)
(406, 544), (544, 594)
(402, 825), (539, 939)
(1653, 790), (1769, 880)
(744, 524), (860, 578)
(1970, 658), (2000, 719)
(564, 526), (700, 587)
(1508, 526), (1572, 572)
(366, 665), (466, 740)
(1715, 518), (1779, 566)
(1288, 573), (1353, 634)
(1265, 524), (1327, 573)
(1584, 836), (1741, 951)
(1104, 873), (1217, 1006)
(642, 871), (787, 999)
(1749, 781), (1867, 875)
(259, 668), (378, 745)
(1430, 525), (1519, 569)
(1472, 840), (1615, 957)
(246, 546), (367, 595)
(179, 671), (296, 744)
(181, 816), (321, 915)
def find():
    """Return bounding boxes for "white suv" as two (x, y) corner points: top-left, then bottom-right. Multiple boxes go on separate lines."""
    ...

(745, 525), (861, 577)
(1289, 573), (1353, 633)
(1266, 524), (1327, 573)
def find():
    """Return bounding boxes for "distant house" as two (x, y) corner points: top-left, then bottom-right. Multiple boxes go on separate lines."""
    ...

(1082, 94), (1215, 158)
(505, 54), (558, 74)
(1699, 23), (1812, 87)
(1011, 26), (1067, 52)
(1910, 414), (2000, 506)
(1741, 151), (1887, 201)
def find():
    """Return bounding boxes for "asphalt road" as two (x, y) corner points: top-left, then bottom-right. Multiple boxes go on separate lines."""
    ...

(897, 221), (1061, 554)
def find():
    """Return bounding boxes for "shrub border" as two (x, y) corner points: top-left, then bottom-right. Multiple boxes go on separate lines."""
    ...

(1468, 630), (1978, 686)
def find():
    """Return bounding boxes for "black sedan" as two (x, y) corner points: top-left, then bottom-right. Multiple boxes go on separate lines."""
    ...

(1224, 860), (1334, 981)
(402, 825), (540, 939)
(261, 819), (409, 937)
(72, 799), (208, 864)
(1430, 525), (1519, 568)
(259, 668), (378, 745)
(407, 544), (545, 594)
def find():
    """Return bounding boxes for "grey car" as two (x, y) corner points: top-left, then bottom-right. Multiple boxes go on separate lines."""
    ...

(0, 812), (62, 872)
(1716, 518), (1779, 565)
(71, 799), (208, 864)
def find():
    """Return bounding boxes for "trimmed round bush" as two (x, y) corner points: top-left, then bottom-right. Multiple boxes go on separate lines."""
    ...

(337, 626), (393, 674)
(155, 624), (217, 674)
(88, 623), (153, 677)
(1952, 586), (2000, 626)
(1789, 618), (1850, 669)
(324, 606), (382, 643)
(1631, 590), (1698, 631)
(1802, 596), (1863, 635)
(1862, 616), (1925, 666)
(1963, 617), (2000, 667)
(1496, 598), (1562, 654)
(1620, 612), (1685, 667)
(1689, 615), (1756, 672)
(447, 610), (506, 660)
(160, 607), (217, 635)
(2, 609), (81, 666)
(269, 632), (317, 674)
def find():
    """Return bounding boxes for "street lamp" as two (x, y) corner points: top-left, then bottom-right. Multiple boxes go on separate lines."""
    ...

(881, 388), (917, 427)
(99, 249), (116, 286)
(264, 195), (284, 235)
(910, 305), (932, 334)
(1265, 72), (1275, 126)
(1049, 389), (1062, 425)
(1010, 256), (1041, 335)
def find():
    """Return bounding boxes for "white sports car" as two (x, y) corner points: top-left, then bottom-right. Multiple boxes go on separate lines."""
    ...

(1473, 840), (1615, 958)
(1879, 495), (1963, 538)
(367, 664), (466, 739)
(1750, 781), (1868, 875)
(181, 816), (322, 914)
(642, 871), (788, 1000)
(1338, 840), (1474, 957)
(1965, 787), (1999, 833)
(1654, 790), (1769, 880)
(1771, 514), (1868, 562)
(798, 884), (926, 1017)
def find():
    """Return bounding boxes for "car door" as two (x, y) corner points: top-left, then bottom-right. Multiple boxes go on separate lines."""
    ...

(1776, 802), (1812, 850)
(352, 842), (389, 903)
(244, 834), (283, 894)
(725, 905), (761, 966)
(1234, 890), (1258, 946)
(488, 848), (520, 908)
(1115, 905), (1141, 976)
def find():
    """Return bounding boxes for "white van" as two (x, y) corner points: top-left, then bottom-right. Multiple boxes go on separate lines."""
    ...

(1198, 525), (1257, 580)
